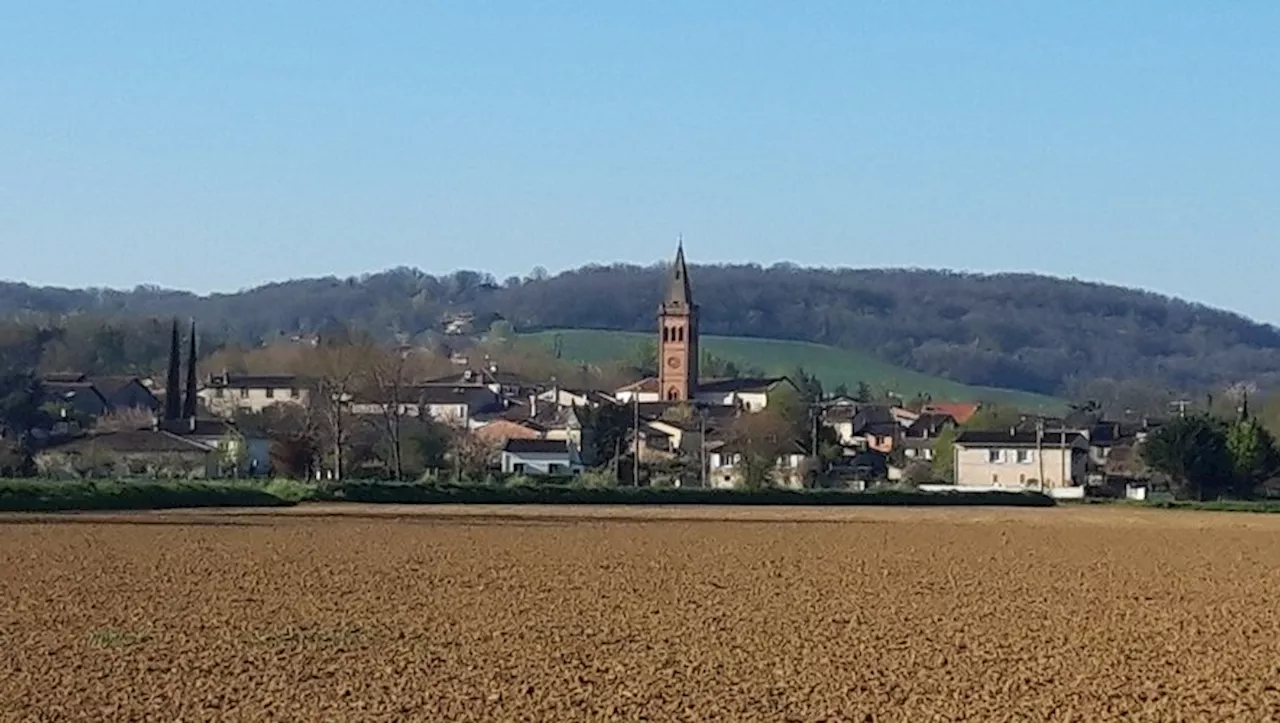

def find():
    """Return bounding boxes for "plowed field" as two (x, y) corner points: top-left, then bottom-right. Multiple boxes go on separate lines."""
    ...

(4, 504), (1280, 721)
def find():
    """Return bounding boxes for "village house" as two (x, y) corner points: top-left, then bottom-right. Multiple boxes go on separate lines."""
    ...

(424, 364), (536, 398)
(199, 374), (309, 416)
(707, 440), (808, 489)
(901, 412), (957, 462)
(158, 417), (270, 476)
(35, 429), (219, 479)
(499, 438), (582, 476)
(952, 429), (1088, 489)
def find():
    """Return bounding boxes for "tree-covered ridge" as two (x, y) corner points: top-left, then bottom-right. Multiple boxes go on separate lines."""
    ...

(3, 263), (1279, 397)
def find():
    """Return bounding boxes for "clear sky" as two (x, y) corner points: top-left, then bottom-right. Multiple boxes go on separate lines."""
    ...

(2, 2), (1278, 321)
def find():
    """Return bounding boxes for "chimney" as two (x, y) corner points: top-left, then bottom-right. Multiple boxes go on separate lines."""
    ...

(1009, 426), (1017, 437)
(529, 393), (537, 418)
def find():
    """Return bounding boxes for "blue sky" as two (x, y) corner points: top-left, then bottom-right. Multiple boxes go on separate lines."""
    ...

(2, 2), (1278, 321)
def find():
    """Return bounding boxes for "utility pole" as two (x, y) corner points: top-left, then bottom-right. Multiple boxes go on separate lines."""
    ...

(1036, 417), (1045, 492)
(700, 408), (707, 488)
(632, 393), (640, 486)
(1060, 429), (1067, 488)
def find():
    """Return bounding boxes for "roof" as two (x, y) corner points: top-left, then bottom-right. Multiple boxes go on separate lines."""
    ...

(43, 430), (215, 455)
(617, 377), (659, 393)
(923, 402), (981, 425)
(663, 243), (693, 308)
(415, 385), (499, 407)
(42, 382), (110, 414)
(42, 372), (89, 384)
(205, 374), (302, 390)
(157, 418), (237, 438)
(423, 367), (533, 387)
(955, 430), (1085, 447)
(906, 413), (956, 436)
(697, 377), (791, 395)
(502, 438), (570, 455)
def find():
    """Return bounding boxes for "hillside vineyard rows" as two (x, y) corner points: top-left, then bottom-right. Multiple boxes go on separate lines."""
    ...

(4, 505), (1280, 720)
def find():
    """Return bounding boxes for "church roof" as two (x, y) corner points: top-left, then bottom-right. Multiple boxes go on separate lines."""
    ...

(664, 243), (694, 307)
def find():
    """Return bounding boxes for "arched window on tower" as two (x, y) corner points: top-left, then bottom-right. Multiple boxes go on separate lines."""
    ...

(667, 387), (680, 401)
(677, 327), (684, 342)
(662, 327), (669, 343)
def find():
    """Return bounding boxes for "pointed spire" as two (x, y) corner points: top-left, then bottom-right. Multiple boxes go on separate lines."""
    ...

(664, 239), (693, 307)
(183, 320), (199, 420)
(1239, 391), (1251, 422)
(165, 318), (182, 421)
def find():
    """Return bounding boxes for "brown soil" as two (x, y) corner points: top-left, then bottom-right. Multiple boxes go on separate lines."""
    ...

(3, 504), (1280, 721)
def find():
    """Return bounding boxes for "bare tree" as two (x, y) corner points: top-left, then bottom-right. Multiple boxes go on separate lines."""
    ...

(302, 339), (376, 481)
(727, 409), (795, 489)
(365, 345), (413, 481)
(449, 431), (498, 481)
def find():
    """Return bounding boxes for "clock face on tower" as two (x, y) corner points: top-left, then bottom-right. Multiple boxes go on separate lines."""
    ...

(666, 356), (681, 369)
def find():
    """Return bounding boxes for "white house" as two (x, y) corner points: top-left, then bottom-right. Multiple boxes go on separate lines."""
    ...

(614, 377), (797, 411)
(500, 439), (583, 476)
(693, 377), (795, 412)
(707, 442), (808, 489)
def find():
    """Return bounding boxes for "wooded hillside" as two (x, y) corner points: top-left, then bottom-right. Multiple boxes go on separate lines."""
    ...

(3, 263), (1278, 398)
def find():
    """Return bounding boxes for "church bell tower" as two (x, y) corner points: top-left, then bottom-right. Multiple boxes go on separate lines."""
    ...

(657, 242), (699, 402)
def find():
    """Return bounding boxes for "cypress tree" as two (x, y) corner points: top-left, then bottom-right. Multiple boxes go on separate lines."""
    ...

(165, 318), (182, 421)
(183, 320), (199, 419)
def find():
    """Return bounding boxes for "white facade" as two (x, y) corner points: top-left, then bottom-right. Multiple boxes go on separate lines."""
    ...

(953, 441), (1087, 488)
(707, 451), (808, 489)
(199, 383), (308, 417)
(500, 450), (582, 476)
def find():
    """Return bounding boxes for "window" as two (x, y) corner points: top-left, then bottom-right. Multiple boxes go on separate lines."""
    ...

(992, 473), (1000, 484)
(1016, 449), (1032, 464)
(549, 463), (565, 474)
(239, 388), (249, 399)
(663, 327), (670, 342)
(512, 462), (526, 474)
(987, 449), (1003, 463)
(667, 387), (680, 401)
(677, 327), (684, 342)
(215, 389), (224, 399)
(289, 388), (299, 399)
(265, 388), (275, 399)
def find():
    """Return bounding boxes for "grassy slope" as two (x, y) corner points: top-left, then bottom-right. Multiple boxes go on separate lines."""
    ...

(523, 329), (1065, 411)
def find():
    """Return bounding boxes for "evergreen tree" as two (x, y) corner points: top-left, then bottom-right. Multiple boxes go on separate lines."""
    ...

(854, 381), (873, 403)
(164, 318), (182, 421)
(1141, 414), (1233, 500)
(182, 320), (199, 419)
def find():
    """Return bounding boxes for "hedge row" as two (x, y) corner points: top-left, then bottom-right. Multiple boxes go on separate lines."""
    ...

(0, 479), (1058, 511)
(0, 479), (305, 512)
(332, 482), (1057, 507)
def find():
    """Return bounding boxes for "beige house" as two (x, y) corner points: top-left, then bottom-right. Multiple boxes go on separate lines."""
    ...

(952, 430), (1088, 489)
(199, 374), (309, 416)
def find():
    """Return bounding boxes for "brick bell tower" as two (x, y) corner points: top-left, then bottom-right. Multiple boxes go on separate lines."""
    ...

(657, 242), (699, 402)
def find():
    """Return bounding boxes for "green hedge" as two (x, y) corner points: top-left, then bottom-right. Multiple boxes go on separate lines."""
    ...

(1145, 499), (1280, 513)
(332, 482), (1057, 507)
(0, 479), (309, 512)
(0, 479), (1056, 511)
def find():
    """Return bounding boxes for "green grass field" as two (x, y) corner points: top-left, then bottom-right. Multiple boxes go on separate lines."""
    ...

(522, 329), (1064, 411)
